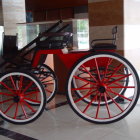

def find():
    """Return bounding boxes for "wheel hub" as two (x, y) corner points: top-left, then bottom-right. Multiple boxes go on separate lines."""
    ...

(98, 85), (106, 93)
(13, 96), (20, 103)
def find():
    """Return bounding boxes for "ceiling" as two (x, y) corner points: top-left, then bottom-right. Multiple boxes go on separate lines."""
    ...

(26, 0), (88, 11)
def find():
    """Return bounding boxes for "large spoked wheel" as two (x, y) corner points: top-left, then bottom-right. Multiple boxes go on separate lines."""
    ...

(0, 71), (46, 124)
(33, 64), (58, 103)
(67, 52), (140, 124)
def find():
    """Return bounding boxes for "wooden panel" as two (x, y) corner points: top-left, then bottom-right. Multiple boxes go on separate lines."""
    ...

(60, 8), (74, 19)
(47, 9), (60, 20)
(88, 0), (123, 26)
(53, 54), (69, 94)
(33, 11), (46, 22)
(26, 0), (88, 11)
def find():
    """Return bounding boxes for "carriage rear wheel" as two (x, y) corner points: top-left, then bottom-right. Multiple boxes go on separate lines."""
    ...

(67, 52), (140, 124)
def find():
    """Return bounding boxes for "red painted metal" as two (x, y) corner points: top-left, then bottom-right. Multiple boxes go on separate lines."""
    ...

(107, 74), (131, 86)
(95, 92), (101, 119)
(0, 82), (15, 95)
(106, 91), (123, 112)
(4, 102), (15, 114)
(81, 65), (98, 83)
(0, 98), (13, 104)
(21, 102), (28, 119)
(82, 93), (98, 113)
(14, 103), (19, 119)
(74, 75), (97, 86)
(105, 64), (123, 83)
(107, 89), (132, 102)
(23, 101), (36, 112)
(74, 90), (96, 103)
(0, 92), (14, 97)
(10, 76), (17, 91)
(104, 93), (111, 118)
(32, 49), (91, 69)
(24, 91), (39, 96)
(32, 48), (115, 70)
(22, 81), (33, 93)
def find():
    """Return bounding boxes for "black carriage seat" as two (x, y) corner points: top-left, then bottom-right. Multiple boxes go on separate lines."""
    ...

(2, 34), (18, 60)
(37, 32), (73, 50)
(93, 43), (117, 50)
(91, 26), (117, 51)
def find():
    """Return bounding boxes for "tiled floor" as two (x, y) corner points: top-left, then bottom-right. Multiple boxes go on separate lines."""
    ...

(0, 73), (140, 140)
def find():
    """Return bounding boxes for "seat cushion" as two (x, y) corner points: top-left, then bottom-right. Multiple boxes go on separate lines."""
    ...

(91, 43), (117, 50)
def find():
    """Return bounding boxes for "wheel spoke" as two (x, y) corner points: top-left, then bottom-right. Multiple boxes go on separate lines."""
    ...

(83, 93), (98, 113)
(81, 65), (98, 83)
(113, 81), (127, 87)
(0, 92), (15, 97)
(24, 97), (41, 104)
(45, 88), (52, 93)
(4, 102), (15, 114)
(14, 103), (19, 119)
(22, 81), (33, 93)
(107, 88), (132, 102)
(73, 75), (97, 86)
(76, 82), (89, 88)
(106, 91), (124, 112)
(74, 90), (97, 103)
(94, 58), (102, 81)
(107, 74), (132, 86)
(95, 93), (101, 119)
(19, 76), (23, 91)
(10, 76), (17, 91)
(24, 90), (39, 96)
(103, 93), (111, 118)
(108, 86), (135, 89)
(23, 101), (36, 113)
(110, 74), (127, 77)
(103, 58), (113, 82)
(20, 102), (28, 119)
(0, 82), (15, 95)
(72, 87), (95, 91)
(0, 98), (13, 104)
(105, 64), (123, 83)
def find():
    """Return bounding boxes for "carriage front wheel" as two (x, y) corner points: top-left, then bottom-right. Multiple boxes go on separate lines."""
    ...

(66, 52), (140, 124)
(0, 71), (46, 124)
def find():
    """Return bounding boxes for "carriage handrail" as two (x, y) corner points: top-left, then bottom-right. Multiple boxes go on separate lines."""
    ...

(91, 26), (118, 46)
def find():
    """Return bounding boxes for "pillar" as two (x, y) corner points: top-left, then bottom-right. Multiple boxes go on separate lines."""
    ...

(88, 0), (124, 55)
(2, 0), (26, 35)
(124, 0), (140, 70)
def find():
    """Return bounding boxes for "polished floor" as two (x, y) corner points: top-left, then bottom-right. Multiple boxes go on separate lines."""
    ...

(0, 93), (140, 140)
